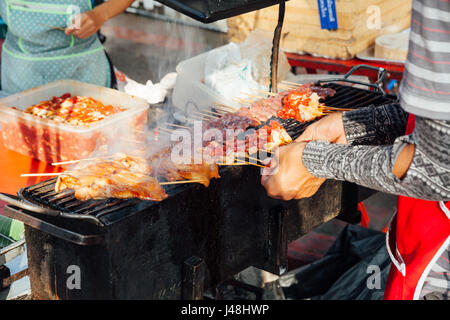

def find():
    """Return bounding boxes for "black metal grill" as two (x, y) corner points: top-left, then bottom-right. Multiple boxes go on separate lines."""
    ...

(321, 83), (394, 109)
(19, 177), (193, 226)
(21, 178), (141, 226)
(0, 79), (396, 299)
(16, 82), (396, 226)
(275, 83), (395, 140)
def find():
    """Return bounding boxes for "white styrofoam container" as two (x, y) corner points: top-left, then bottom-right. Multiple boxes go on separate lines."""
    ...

(172, 44), (242, 116)
(0, 80), (149, 163)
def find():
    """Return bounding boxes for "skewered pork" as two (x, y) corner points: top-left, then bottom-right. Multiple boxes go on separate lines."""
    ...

(55, 159), (168, 202)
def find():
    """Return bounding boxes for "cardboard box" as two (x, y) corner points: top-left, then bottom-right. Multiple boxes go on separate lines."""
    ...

(228, 0), (412, 59)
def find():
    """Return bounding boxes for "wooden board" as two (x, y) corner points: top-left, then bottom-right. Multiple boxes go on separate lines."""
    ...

(252, 0), (411, 30)
(227, 0), (412, 59)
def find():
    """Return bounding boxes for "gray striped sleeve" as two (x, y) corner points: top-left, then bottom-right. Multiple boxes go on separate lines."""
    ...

(399, 0), (450, 120)
(342, 103), (409, 146)
(301, 117), (450, 201)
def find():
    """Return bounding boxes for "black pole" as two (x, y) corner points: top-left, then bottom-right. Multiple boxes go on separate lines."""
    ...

(270, 0), (286, 94)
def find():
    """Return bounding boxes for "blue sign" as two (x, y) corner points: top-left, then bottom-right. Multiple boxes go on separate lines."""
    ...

(317, 0), (338, 30)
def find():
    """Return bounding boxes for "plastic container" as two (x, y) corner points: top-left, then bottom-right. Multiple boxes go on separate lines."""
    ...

(0, 80), (149, 163)
(172, 44), (242, 115)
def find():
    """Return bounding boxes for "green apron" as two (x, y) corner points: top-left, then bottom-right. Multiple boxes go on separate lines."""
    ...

(0, 0), (111, 94)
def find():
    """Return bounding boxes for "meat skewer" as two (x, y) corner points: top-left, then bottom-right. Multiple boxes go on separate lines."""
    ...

(55, 159), (169, 202)
(42, 83), (336, 202)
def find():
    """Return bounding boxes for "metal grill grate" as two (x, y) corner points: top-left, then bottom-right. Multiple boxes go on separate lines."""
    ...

(18, 83), (396, 225)
(20, 178), (141, 226)
(322, 83), (394, 109)
(278, 83), (395, 139)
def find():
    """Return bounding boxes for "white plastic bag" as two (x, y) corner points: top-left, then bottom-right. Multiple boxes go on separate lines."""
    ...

(122, 72), (177, 105)
(204, 43), (262, 100)
(240, 29), (291, 87)
(203, 30), (292, 100)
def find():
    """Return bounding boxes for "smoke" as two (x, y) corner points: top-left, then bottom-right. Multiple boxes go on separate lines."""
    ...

(68, 11), (277, 175)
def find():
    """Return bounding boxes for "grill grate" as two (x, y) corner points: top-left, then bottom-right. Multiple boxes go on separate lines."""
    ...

(20, 179), (141, 225)
(18, 83), (395, 225)
(277, 83), (395, 140)
(323, 83), (393, 109)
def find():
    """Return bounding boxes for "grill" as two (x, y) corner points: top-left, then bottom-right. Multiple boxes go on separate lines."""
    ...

(267, 81), (395, 140)
(1, 72), (397, 300)
(18, 178), (187, 227)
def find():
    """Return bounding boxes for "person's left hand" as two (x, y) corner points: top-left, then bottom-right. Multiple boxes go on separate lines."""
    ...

(261, 142), (326, 200)
(65, 10), (105, 39)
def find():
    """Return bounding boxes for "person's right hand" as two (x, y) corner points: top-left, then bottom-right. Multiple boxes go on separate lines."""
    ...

(296, 112), (348, 144)
(65, 10), (106, 39)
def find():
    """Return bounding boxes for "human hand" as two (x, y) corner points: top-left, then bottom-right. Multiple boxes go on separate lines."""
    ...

(297, 112), (348, 144)
(261, 142), (326, 200)
(65, 9), (106, 39)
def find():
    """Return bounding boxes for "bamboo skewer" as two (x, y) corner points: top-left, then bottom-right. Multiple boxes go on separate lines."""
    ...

(213, 103), (234, 111)
(160, 180), (205, 185)
(250, 88), (278, 97)
(319, 107), (354, 111)
(234, 156), (267, 168)
(213, 108), (231, 115)
(193, 111), (219, 119)
(233, 98), (254, 105)
(240, 161), (267, 168)
(281, 80), (303, 87)
(214, 105), (232, 111)
(241, 92), (265, 99)
(165, 122), (190, 129)
(235, 153), (267, 165)
(21, 173), (63, 177)
(40, 24), (66, 31)
(52, 155), (117, 166)
(218, 161), (267, 168)
(202, 109), (223, 116)
(277, 83), (297, 89)
(212, 106), (233, 115)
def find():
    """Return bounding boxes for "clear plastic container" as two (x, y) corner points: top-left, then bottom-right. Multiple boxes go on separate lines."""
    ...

(0, 80), (149, 163)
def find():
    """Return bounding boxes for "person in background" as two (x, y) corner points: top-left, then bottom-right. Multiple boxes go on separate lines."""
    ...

(261, 0), (449, 300)
(0, 0), (135, 94)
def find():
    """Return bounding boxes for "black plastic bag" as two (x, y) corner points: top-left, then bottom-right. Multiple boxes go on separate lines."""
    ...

(279, 224), (391, 300)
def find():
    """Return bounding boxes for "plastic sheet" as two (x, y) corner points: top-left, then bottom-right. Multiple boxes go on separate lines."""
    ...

(204, 30), (291, 101)
(278, 225), (391, 300)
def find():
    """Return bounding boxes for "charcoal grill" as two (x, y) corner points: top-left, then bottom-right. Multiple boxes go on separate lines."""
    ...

(0, 68), (397, 299)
